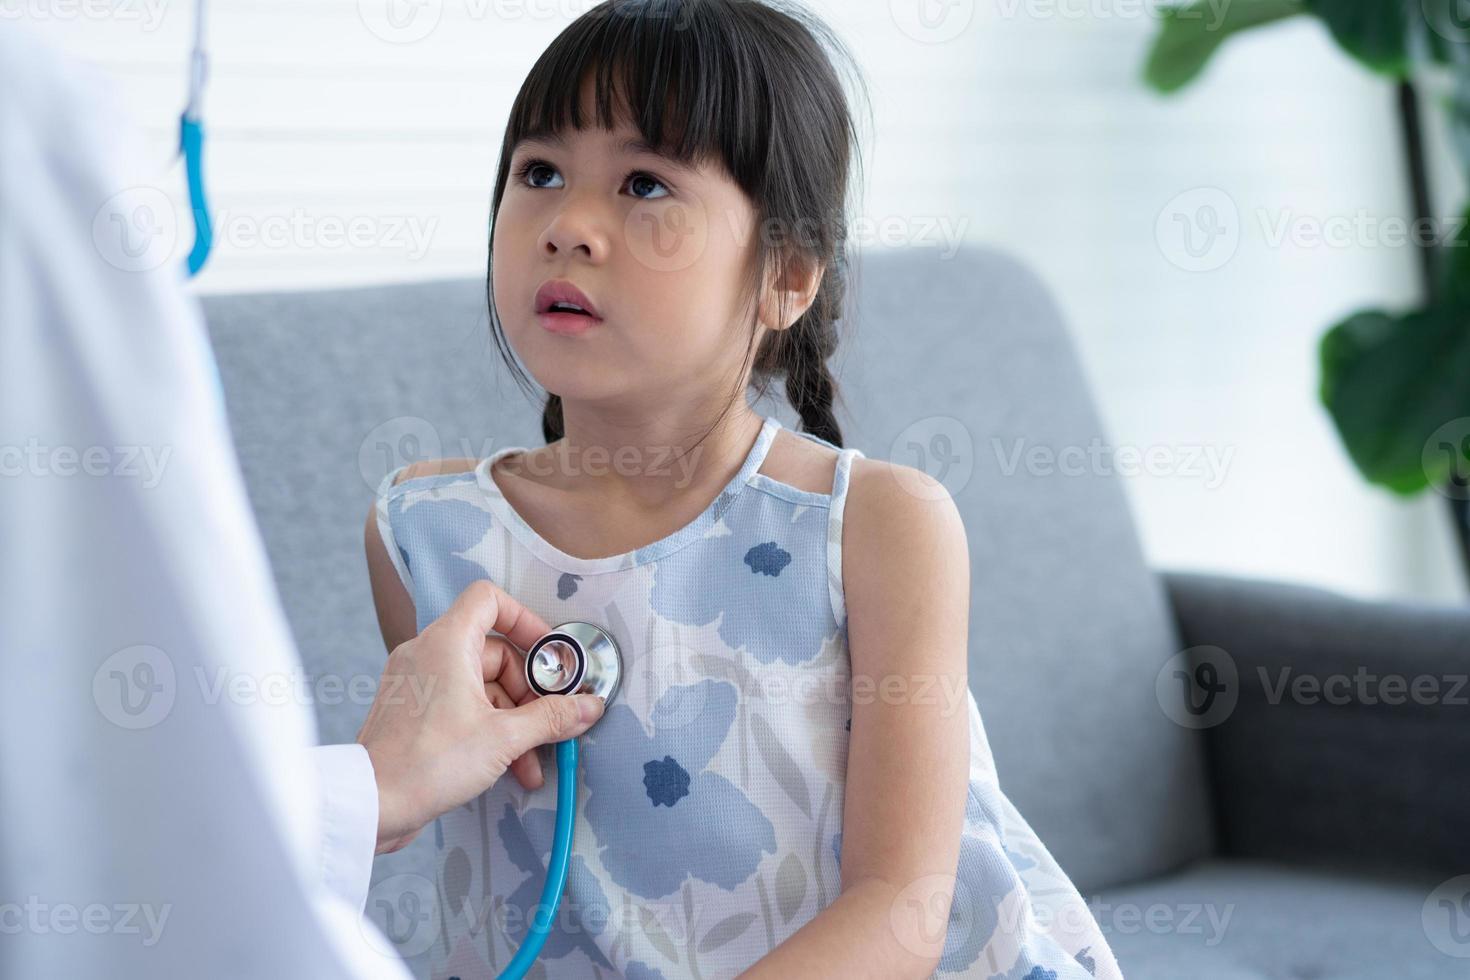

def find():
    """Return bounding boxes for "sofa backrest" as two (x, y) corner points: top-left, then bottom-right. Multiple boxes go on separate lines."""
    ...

(201, 245), (1215, 893)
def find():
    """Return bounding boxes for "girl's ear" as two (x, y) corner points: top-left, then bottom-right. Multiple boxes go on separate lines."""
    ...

(757, 251), (825, 334)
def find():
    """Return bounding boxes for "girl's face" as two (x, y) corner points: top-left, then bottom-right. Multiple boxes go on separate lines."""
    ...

(491, 80), (774, 419)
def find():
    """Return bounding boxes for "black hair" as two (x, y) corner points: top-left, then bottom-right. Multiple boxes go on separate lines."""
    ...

(485, 0), (869, 449)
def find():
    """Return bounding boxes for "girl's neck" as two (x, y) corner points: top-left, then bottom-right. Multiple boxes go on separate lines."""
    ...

(519, 401), (768, 512)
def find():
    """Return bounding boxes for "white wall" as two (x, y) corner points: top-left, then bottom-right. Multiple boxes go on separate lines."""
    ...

(21, 0), (1468, 602)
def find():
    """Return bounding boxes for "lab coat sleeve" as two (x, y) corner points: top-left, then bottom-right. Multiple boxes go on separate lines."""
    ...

(0, 24), (414, 980)
(310, 743), (381, 914)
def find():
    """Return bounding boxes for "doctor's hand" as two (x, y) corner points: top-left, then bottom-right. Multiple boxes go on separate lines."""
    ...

(355, 579), (606, 855)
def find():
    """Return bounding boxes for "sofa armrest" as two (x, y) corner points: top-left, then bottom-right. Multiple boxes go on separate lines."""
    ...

(1162, 569), (1470, 876)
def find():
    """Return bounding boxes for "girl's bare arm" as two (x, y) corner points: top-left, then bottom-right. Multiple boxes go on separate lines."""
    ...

(740, 457), (972, 979)
(364, 457), (485, 654)
(364, 498), (417, 656)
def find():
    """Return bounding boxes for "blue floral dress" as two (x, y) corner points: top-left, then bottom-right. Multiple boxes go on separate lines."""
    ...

(374, 413), (1122, 980)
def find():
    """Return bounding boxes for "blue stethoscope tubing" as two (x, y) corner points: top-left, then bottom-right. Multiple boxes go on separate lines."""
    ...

(498, 738), (579, 980)
(181, 0), (212, 277)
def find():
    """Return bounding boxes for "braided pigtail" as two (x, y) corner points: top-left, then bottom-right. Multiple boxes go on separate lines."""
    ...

(760, 247), (846, 447)
(541, 392), (565, 443)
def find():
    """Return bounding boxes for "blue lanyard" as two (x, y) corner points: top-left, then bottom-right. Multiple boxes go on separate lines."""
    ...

(181, 0), (212, 277)
(178, 0), (229, 418)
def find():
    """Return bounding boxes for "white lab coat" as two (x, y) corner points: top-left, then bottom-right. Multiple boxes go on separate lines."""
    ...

(0, 24), (414, 979)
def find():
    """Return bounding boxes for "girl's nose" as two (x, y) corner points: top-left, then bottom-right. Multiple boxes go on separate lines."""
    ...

(538, 198), (611, 263)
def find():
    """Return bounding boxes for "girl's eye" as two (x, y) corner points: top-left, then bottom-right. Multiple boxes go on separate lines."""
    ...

(512, 157), (670, 200)
(515, 158), (563, 189)
(626, 171), (670, 200)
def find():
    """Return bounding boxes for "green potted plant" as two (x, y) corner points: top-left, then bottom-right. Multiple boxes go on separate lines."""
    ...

(1144, 1), (1470, 582)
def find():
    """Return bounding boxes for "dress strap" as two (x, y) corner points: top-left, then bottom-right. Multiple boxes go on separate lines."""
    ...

(374, 466), (415, 595)
(825, 445), (864, 633)
(739, 414), (782, 485)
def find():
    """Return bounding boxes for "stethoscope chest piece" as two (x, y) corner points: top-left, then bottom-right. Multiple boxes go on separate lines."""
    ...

(503, 621), (622, 979)
(525, 621), (622, 707)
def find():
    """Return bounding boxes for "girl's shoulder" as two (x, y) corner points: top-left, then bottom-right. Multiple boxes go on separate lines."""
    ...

(840, 452), (967, 595)
(843, 453), (961, 527)
(758, 427), (849, 496)
(388, 456), (481, 488)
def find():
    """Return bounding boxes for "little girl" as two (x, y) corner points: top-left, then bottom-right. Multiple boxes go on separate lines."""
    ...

(367, 1), (1122, 977)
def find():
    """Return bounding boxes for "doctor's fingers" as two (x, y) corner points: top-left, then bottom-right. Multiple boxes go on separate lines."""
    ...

(481, 633), (534, 705)
(447, 579), (551, 658)
(484, 679), (544, 790)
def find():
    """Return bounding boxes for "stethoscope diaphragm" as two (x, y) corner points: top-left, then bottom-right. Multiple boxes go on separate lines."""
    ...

(524, 621), (622, 708)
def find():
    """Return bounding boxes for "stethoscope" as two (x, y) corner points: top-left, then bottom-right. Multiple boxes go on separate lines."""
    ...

(499, 621), (623, 979)
(180, 0), (213, 277)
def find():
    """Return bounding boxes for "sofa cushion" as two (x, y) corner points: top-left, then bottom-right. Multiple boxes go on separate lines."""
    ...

(1096, 858), (1457, 978)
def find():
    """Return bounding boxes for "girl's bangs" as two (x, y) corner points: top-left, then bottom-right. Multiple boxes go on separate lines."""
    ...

(504, 2), (767, 182)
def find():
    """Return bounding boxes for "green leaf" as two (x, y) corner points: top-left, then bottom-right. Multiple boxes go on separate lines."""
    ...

(1319, 301), (1470, 493)
(1144, 0), (1305, 93)
(1300, 0), (1413, 75)
(1439, 206), (1470, 304)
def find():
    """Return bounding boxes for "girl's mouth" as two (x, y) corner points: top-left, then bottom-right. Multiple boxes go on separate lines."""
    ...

(534, 279), (605, 336)
(537, 309), (604, 336)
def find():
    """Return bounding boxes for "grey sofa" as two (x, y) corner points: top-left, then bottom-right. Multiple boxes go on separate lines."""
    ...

(202, 246), (1470, 979)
